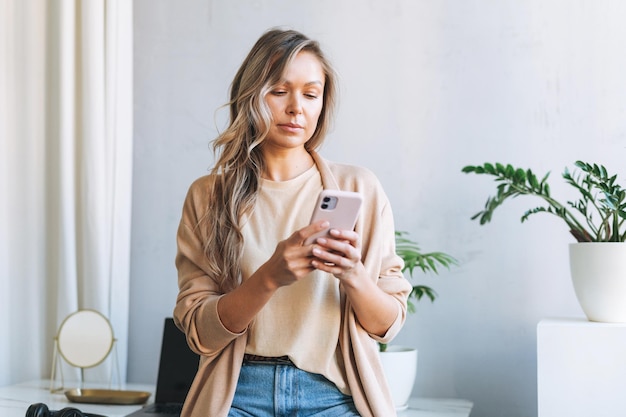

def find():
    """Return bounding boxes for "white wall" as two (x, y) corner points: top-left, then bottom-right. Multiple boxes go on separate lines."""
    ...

(131, 1), (626, 416)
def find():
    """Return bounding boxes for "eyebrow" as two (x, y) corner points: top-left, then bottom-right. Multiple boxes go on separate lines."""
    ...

(280, 80), (324, 87)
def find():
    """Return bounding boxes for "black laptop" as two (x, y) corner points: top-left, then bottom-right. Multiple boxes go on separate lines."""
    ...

(126, 318), (199, 417)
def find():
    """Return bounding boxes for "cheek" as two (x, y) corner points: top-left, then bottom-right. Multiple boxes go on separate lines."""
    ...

(308, 103), (324, 124)
(264, 97), (280, 116)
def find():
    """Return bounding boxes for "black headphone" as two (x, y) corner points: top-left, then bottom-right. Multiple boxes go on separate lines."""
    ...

(26, 403), (107, 417)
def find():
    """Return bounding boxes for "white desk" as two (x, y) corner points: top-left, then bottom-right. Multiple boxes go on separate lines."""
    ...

(0, 380), (153, 417)
(0, 380), (472, 417)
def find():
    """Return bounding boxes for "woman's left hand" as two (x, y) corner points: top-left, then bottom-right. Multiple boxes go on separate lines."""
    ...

(310, 228), (365, 283)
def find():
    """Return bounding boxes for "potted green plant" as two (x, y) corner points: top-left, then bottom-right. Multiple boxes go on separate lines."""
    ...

(462, 160), (626, 322)
(380, 231), (458, 351)
(380, 231), (457, 410)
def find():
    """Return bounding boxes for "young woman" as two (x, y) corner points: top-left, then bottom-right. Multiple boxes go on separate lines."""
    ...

(174, 28), (412, 417)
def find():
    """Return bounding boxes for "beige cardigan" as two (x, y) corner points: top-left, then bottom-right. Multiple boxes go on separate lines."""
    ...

(173, 152), (412, 417)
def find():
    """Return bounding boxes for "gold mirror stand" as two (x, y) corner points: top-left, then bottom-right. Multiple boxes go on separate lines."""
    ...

(49, 309), (121, 392)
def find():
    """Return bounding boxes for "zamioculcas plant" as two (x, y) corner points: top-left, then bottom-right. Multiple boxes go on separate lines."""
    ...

(461, 161), (626, 242)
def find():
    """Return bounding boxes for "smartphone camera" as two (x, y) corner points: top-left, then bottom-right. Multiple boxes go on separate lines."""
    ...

(320, 196), (337, 210)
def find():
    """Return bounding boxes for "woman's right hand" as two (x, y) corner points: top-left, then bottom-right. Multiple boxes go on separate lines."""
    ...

(216, 220), (329, 333)
(257, 220), (330, 290)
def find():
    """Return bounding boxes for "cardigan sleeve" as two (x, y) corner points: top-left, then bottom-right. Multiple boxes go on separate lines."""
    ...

(365, 196), (411, 344)
(173, 176), (245, 357)
(331, 163), (412, 417)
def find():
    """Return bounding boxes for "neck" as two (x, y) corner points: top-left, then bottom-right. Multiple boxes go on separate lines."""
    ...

(261, 148), (314, 182)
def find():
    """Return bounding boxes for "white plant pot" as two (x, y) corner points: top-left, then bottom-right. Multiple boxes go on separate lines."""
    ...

(569, 242), (626, 323)
(379, 346), (418, 411)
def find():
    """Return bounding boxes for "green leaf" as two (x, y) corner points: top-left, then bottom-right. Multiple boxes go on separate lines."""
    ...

(574, 160), (587, 170)
(484, 163), (496, 174)
(528, 170), (539, 189)
(395, 231), (457, 310)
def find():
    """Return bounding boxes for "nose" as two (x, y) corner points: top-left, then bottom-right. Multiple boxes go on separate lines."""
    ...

(286, 94), (302, 115)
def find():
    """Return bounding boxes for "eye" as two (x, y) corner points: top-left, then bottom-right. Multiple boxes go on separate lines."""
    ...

(271, 90), (287, 96)
(304, 92), (320, 99)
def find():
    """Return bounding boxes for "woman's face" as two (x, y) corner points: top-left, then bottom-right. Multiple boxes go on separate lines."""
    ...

(263, 51), (325, 152)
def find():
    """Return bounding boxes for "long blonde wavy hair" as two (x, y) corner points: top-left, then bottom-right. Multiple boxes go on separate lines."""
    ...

(204, 28), (338, 292)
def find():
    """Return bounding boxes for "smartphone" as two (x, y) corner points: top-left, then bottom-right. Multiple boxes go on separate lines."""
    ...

(304, 190), (363, 245)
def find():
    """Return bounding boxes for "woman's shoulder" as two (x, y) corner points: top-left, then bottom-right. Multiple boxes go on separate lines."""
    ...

(187, 173), (214, 188)
(186, 173), (219, 191)
(324, 159), (382, 189)
(182, 174), (218, 206)
(326, 159), (374, 175)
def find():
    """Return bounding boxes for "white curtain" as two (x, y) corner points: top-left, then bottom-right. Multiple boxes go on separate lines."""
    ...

(0, 0), (133, 385)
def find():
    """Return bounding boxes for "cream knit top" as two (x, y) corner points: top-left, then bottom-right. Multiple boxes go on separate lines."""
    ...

(241, 165), (349, 393)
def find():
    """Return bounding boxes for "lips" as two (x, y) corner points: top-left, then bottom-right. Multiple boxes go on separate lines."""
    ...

(277, 123), (304, 134)
(279, 123), (303, 129)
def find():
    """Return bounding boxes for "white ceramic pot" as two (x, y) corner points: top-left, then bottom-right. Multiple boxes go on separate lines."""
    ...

(379, 346), (418, 411)
(569, 242), (626, 323)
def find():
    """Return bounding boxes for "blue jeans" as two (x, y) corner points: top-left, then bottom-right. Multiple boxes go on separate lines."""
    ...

(229, 361), (360, 417)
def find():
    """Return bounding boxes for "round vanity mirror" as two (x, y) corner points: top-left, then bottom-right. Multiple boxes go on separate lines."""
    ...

(57, 309), (114, 369)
